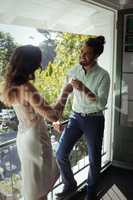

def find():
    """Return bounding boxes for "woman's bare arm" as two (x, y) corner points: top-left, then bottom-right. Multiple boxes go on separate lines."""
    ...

(52, 83), (73, 116)
(21, 83), (60, 122)
(21, 82), (73, 122)
(71, 79), (96, 101)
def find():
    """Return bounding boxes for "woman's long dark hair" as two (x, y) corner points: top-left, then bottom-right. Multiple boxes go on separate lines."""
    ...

(3, 45), (42, 105)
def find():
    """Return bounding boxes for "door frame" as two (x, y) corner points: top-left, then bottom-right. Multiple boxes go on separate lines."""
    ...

(113, 9), (133, 169)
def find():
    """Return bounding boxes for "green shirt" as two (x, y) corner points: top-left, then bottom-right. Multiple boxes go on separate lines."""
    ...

(67, 62), (110, 114)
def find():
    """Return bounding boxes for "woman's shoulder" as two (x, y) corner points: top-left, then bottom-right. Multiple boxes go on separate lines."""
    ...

(20, 82), (37, 93)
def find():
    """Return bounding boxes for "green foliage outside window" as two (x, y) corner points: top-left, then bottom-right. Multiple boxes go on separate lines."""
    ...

(34, 32), (91, 118)
(0, 32), (17, 80)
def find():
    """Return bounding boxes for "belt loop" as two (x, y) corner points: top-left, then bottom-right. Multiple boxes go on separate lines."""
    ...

(80, 113), (86, 117)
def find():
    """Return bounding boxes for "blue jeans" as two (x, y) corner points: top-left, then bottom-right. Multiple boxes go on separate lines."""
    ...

(56, 112), (104, 194)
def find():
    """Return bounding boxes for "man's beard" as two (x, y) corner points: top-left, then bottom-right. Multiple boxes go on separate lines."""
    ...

(79, 58), (88, 66)
(79, 57), (95, 67)
(79, 59), (90, 67)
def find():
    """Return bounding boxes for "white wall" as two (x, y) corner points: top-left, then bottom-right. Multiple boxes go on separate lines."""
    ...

(82, 9), (116, 164)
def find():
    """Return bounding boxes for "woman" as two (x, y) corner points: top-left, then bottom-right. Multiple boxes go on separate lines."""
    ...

(2, 45), (73, 200)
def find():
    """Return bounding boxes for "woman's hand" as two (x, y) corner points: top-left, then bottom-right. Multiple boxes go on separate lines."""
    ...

(71, 79), (96, 101)
(53, 121), (64, 132)
(71, 79), (84, 92)
(63, 83), (73, 94)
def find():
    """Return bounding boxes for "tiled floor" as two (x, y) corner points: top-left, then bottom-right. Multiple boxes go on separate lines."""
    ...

(67, 165), (133, 200)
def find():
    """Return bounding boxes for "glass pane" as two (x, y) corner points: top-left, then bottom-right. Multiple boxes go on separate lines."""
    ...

(125, 15), (133, 52)
(126, 16), (133, 34)
(123, 53), (133, 72)
(120, 75), (133, 127)
(121, 15), (133, 127)
(120, 100), (133, 127)
(122, 74), (133, 100)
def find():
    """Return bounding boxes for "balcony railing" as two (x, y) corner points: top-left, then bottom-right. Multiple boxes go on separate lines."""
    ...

(0, 121), (107, 200)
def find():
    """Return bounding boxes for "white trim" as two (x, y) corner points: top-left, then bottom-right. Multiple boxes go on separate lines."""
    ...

(81, 0), (120, 11)
(110, 11), (118, 163)
(81, 0), (133, 10)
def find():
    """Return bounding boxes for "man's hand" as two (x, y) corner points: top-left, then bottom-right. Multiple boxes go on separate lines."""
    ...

(53, 121), (64, 133)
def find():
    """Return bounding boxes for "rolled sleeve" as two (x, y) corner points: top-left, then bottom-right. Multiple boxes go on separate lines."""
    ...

(96, 72), (110, 110)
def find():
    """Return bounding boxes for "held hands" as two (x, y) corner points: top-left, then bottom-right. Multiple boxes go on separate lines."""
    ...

(53, 121), (64, 133)
(63, 83), (73, 94)
(71, 79), (84, 91)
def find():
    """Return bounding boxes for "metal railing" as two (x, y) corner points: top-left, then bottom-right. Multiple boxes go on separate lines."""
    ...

(0, 138), (20, 200)
(0, 120), (107, 200)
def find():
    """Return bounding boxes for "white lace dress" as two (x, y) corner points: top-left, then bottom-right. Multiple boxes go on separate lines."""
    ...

(13, 103), (59, 200)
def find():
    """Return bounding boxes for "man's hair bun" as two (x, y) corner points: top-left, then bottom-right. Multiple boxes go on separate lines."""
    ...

(96, 36), (105, 45)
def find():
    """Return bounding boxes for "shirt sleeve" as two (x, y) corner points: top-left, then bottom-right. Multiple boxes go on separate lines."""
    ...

(96, 71), (110, 110)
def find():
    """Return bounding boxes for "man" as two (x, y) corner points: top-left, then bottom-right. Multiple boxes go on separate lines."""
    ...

(53, 36), (110, 200)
